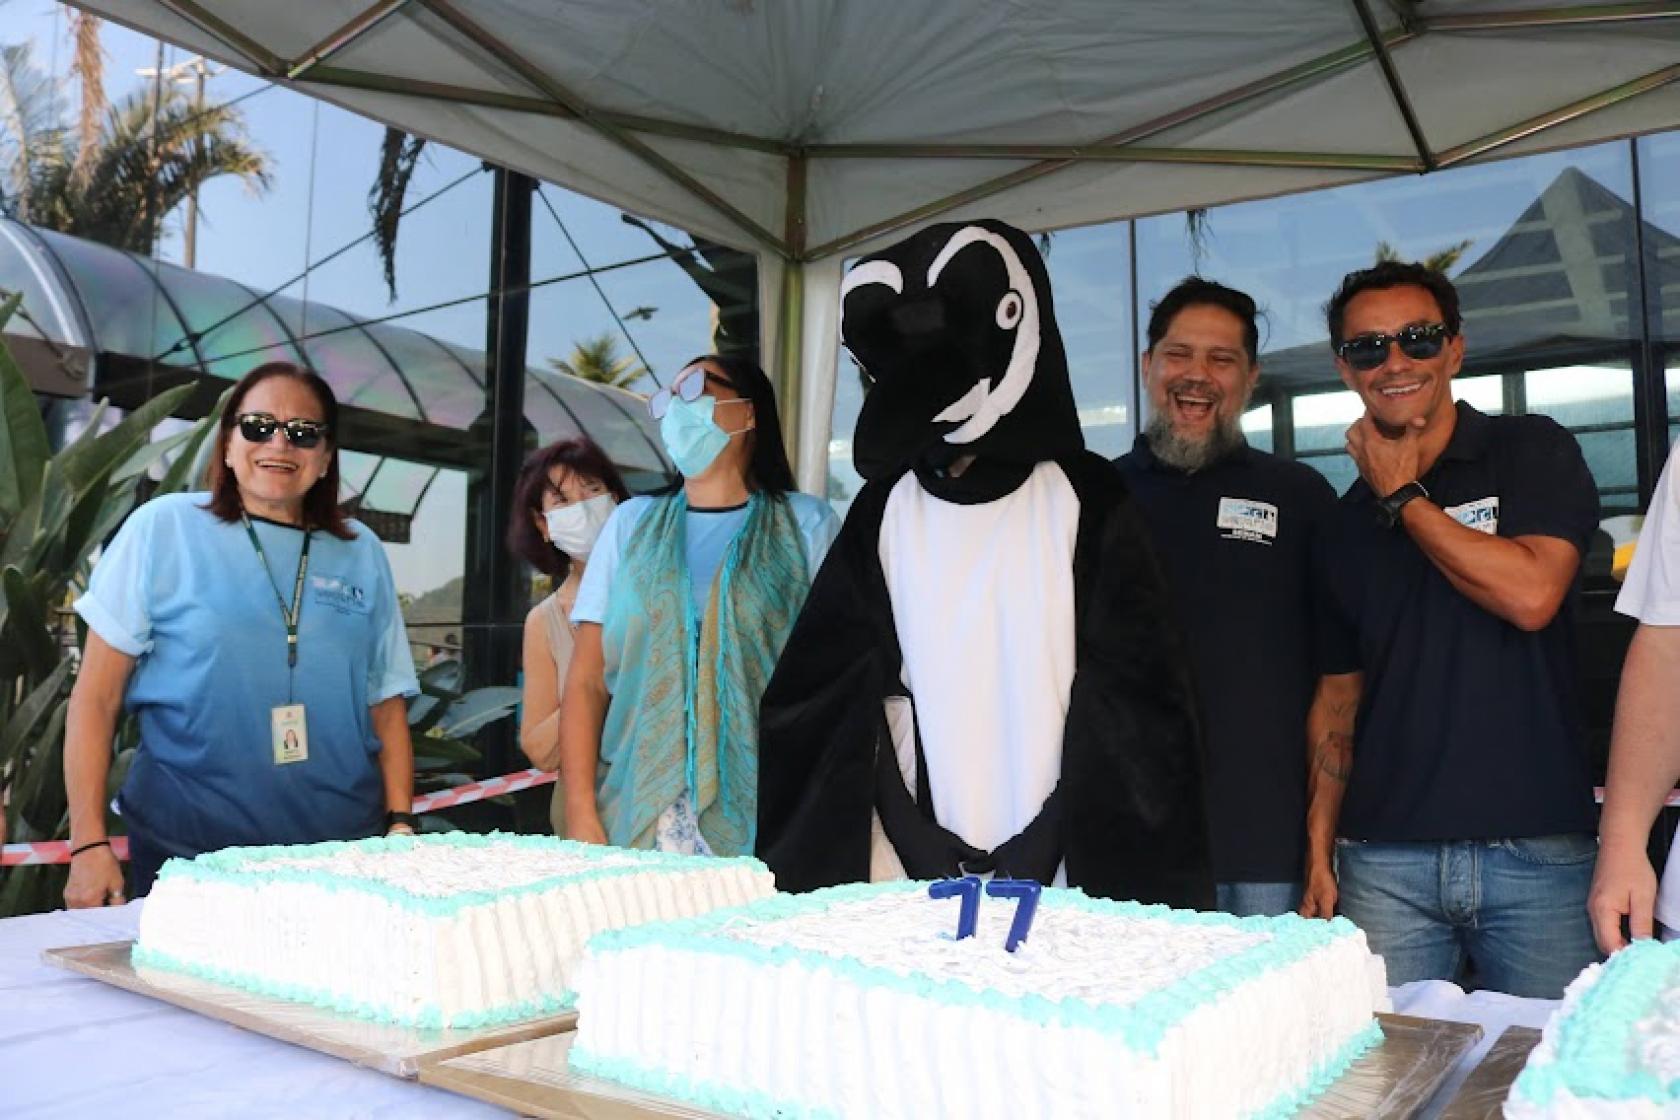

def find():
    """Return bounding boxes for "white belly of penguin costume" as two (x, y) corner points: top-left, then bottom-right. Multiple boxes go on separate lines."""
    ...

(758, 219), (1213, 907)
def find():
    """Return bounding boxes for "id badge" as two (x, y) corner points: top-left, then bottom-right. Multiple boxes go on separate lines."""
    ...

(272, 703), (309, 765)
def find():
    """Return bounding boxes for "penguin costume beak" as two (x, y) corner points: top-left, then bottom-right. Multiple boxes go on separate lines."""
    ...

(841, 220), (1081, 485)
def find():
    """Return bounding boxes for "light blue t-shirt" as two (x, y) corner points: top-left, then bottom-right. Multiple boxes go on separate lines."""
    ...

(572, 491), (840, 625)
(74, 493), (419, 857)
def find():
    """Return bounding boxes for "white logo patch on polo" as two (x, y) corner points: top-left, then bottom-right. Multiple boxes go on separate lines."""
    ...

(1445, 496), (1499, 534)
(1217, 497), (1279, 544)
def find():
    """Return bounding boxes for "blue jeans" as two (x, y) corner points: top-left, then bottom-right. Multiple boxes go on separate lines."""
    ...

(1335, 834), (1601, 999)
(1217, 881), (1303, 917)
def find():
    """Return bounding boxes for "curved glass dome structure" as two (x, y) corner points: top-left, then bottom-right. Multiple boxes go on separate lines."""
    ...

(0, 216), (673, 488)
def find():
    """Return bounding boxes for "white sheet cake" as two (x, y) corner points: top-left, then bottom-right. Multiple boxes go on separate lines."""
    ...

(134, 831), (775, 1029)
(571, 879), (1389, 1118)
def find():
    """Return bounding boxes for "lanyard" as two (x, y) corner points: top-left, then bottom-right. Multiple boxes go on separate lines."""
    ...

(241, 513), (312, 670)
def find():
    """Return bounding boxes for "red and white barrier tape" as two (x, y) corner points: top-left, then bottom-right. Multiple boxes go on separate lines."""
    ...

(1, 836), (130, 868)
(6, 775), (1675, 867)
(411, 767), (555, 813)
(0, 769), (558, 867)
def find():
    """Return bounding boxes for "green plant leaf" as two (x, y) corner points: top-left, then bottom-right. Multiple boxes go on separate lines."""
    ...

(0, 564), (58, 683)
(54, 382), (194, 495)
(435, 686), (521, 738)
(0, 656), (72, 774)
(411, 734), (482, 765)
(418, 657), (465, 695)
(12, 697), (68, 834)
(1, 458), (72, 573)
(156, 386), (230, 497)
(0, 291), (52, 520)
(111, 423), (196, 483)
(59, 479), (137, 581)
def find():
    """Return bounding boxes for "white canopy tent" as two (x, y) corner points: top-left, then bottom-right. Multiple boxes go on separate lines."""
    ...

(65, 0), (1680, 489)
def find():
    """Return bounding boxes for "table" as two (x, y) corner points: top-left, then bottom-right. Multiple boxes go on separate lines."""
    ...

(1, 903), (1558, 1119)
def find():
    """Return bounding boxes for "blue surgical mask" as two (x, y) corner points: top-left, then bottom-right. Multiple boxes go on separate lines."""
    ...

(661, 394), (732, 477)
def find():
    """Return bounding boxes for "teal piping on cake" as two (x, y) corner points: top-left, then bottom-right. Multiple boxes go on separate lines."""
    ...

(1251, 1021), (1383, 1119)
(570, 1045), (838, 1120)
(1509, 939), (1680, 1108)
(584, 880), (1367, 1056)
(571, 983), (1383, 1120)
(149, 831), (770, 917)
(132, 942), (577, 1030)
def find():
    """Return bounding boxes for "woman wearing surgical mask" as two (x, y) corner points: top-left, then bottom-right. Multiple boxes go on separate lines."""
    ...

(560, 354), (839, 854)
(507, 438), (631, 836)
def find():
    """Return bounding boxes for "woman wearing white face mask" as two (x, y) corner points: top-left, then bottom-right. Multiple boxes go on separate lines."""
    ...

(507, 438), (631, 836)
(560, 355), (840, 854)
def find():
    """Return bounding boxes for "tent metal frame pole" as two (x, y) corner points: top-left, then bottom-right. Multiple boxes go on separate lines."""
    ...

(301, 66), (790, 154)
(778, 155), (808, 462)
(153, 0), (284, 74)
(419, 0), (788, 256)
(1436, 63), (1680, 167)
(287, 0), (412, 80)
(804, 143), (1419, 171)
(1423, 2), (1680, 31)
(1350, 0), (1436, 170)
(800, 27), (1412, 261)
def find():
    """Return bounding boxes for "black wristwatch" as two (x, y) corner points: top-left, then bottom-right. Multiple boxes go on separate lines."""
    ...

(1375, 480), (1429, 529)
(385, 810), (420, 832)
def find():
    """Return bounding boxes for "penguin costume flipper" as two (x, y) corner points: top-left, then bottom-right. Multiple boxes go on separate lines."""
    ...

(1059, 451), (1214, 909)
(756, 477), (897, 892)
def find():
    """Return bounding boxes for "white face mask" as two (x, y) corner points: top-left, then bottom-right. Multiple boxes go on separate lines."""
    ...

(544, 493), (617, 558)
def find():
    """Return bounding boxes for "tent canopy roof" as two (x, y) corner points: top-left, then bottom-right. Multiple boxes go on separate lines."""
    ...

(70, 1), (1680, 260)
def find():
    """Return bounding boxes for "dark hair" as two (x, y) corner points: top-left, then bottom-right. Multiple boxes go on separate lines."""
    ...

(1146, 277), (1260, 363)
(507, 437), (632, 580)
(1325, 260), (1462, 349)
(682, 353), (797, 494)
(205, 361), (353, 540)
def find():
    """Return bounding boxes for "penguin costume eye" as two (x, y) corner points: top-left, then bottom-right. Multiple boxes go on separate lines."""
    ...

(995, 290), (1024, 331)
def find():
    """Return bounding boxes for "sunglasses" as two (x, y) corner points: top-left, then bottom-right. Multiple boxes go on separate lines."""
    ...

(1335, 323), (1450, 372)
(647, 367), (749, 420)
(237, 412), (330, 449)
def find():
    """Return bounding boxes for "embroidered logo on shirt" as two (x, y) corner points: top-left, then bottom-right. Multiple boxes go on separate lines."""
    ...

(310, 574), (370, 615)
(1216, 497), (1279, 545)
(1445, 496), (1499, 535)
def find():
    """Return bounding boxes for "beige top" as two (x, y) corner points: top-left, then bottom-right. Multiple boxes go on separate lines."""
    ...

(538, 590), (577, 837)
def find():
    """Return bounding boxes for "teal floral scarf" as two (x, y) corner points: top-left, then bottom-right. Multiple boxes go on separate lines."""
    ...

(597, 492), (808, 854)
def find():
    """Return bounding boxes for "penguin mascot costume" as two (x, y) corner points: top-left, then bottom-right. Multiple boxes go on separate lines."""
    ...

(757, 219), (1213, 907)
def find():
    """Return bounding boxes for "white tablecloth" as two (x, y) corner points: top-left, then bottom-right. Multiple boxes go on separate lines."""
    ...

(2, 903), (1559, 1118)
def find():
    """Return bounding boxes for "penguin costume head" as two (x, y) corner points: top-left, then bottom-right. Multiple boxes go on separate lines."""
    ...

(841, 220), (1083, 499)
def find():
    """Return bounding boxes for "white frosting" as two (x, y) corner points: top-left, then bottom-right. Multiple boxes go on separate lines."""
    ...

(136, 837), (775, 1027)
(1506, 957), (1680, 1120)
(575, 892), (1386, 1118)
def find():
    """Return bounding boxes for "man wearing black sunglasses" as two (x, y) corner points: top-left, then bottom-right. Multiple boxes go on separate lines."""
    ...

(1310, 261), (1602, 998)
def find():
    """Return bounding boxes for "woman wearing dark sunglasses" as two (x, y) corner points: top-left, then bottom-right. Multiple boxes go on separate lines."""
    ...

(63, 361), (421, 908)
(557, 354), (839, 855)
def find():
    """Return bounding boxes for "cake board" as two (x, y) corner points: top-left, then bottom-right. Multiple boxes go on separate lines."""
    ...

(418, 1012), (1483, 1119)
(42, 941), (579, 1079)
(1438, 1026), (1543, 1120)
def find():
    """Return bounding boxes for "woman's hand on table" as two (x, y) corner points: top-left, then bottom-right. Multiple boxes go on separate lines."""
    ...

(565, 810), (608, 846)
(64, 842), (126, 908)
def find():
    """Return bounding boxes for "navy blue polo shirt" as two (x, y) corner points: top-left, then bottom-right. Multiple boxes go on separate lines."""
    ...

(1117, 438), (1353, 882)
(1323, 401), (1600, 842)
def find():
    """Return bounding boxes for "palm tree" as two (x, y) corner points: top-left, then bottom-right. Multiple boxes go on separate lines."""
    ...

(549, 333), (647, 390)
(0, 36), (268, 254)
(1374, 238), (1474, 274)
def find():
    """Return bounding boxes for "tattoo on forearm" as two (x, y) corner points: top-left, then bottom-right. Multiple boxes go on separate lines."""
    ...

(1312, 731), (1353, 783)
